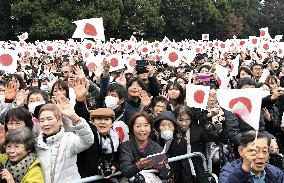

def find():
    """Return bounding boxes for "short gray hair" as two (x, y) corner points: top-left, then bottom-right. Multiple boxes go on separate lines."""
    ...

(6, 127), (35, 152)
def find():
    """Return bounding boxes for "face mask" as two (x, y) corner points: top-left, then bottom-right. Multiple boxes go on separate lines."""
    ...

(104, 96), (119, 110)
(161, 130), (174, 141)
(40, 85), (49, 91)
(28, 101), (46, 114)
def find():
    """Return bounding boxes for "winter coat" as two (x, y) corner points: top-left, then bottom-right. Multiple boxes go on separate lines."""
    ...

(224, 110), (274, 145)
(160, 138), (194, 183)
(119, 137), (163, 178)
(20, 159), (45, 183)
(36, 118), (94, 183)
(77, 123), (120, 182)
(219, 158), (284, 183)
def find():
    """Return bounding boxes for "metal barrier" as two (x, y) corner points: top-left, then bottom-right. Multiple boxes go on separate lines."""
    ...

(71, 152), (209, 183)
(207, 147), (220, 175)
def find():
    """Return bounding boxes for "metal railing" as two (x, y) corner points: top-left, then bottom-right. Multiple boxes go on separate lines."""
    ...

(71, 152), (209, 183)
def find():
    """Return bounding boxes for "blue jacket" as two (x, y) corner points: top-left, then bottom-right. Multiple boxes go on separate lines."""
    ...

(219, 159), (284, 183)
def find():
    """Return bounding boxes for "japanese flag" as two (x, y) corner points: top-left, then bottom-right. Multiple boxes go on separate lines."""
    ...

(72, 18), (105, 41)
(228, 55), (240, 77)
(113, 120), (129, 143)
(0, 49), (18, 73)
(124, 53), (141, 68)
(164, 48), (181, 67)
(215, 64), (230, 89)
(217, 88), (263, 131)
(18, 32), (28, 41)
(107, 53), (125, 72)
(86, 54), (104, 73)
(259, 27), (271, 40)
(249, 36), (259, 46)
(202, 34), (209, 41)
(186, 84), (210, 110)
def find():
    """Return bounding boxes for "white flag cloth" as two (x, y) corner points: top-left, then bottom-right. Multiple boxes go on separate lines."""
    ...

(217, 88), (263, 131)
(215, 64), (230, 89)
(186, 84), (210, 110)
(0, 49), (18, 73)
(72, 18), (105, 41)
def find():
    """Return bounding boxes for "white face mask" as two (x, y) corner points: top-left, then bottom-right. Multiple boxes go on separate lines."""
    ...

(28, 101), (46, 114)
(161, 130), (174, 141)
(104, 96), (119, 110)
(40, 85), (49, 91)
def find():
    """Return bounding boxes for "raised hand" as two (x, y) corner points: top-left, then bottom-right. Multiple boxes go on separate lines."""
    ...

(159, 90), (169, 101)
(146, 64), (155, 77)
(73, 76), (89, 102)
(54, 93), (81, 125)
(102, 58), (110, 77)
(140, 90), (153, 110)
(73, 65), (85, 77)
(115, 72), (127, 87)
(15, 89), (28, 107)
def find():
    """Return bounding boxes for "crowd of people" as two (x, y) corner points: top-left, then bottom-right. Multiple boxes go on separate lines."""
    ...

(0, 37), (283, 183)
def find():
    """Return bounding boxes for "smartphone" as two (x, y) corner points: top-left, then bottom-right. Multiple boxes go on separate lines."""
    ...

(197, 73), (210, 82)
(53, 72), (63, 78)
(136, 60), (149, 74)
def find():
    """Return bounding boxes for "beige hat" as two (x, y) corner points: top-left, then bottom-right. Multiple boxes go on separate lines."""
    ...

(89, 108), (115, 119)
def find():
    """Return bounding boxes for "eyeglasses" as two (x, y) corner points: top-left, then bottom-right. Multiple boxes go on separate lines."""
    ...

(6, 121), (24, 128)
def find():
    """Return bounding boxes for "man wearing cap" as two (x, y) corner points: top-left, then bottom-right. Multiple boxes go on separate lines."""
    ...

(77, 108), (120, 182)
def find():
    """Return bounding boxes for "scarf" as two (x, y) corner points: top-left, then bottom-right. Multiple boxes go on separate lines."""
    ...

(186, 129), (196, 176)
(6, 153), (37, 183)
(98, 128), (119, 154)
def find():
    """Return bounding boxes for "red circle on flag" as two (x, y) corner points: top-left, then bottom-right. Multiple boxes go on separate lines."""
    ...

(128, 45), (132, 50)
(196, 48), (201, 53)
(0, 54), (13, 66)
(193, 90), (205, 104)
(115, 127), (125, 143)
(260, 30), (265, 37)
(169, 52), (178, 62)
(142, 47), (148, 53)
(229, 97), (252, 113)
(263, 43), (269, 50)
(252, 39), (257, 44)
(86, 43), (92, 49)
(110, 58), (119, 67)
(87, 62), (97, 72)
(47, 46), (53, 52)
(129, 58), (136, 67)
(83, 23), (97, 36)
(85, 52), (89, 58)
(240, 41), (245, 46)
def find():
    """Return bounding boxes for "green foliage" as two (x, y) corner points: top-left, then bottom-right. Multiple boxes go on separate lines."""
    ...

(0, 0), (282, 41)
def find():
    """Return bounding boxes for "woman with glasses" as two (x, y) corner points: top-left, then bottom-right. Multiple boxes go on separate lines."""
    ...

(0, 128), (44, 183)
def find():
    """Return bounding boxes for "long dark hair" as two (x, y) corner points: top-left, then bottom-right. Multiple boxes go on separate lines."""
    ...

(165, 81), (184, 106)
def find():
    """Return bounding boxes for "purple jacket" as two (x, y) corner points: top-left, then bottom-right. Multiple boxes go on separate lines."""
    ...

(219, 159), (284, 183)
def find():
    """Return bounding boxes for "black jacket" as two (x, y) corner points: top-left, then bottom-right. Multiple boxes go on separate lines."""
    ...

(119, 137), (163, 178)
(224, 110), (274, 145)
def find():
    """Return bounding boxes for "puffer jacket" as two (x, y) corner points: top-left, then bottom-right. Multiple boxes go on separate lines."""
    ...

(20, 159), (45, 183)
(36, 118), (94, 183)
(219, 158), (284, 183)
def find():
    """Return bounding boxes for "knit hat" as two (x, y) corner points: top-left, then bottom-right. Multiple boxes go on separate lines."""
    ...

(89, 108), (115, 120)
(154, 111), (178, 130)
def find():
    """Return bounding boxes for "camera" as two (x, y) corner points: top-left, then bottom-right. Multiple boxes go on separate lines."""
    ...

(131, 173), (145, 183)
(136, 60), (149, 74)
(98, 159), (112, 177)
